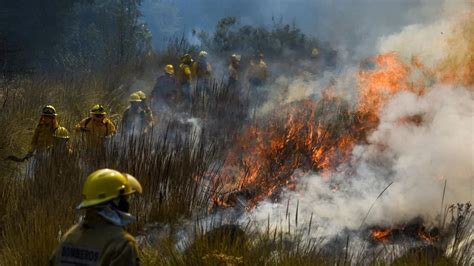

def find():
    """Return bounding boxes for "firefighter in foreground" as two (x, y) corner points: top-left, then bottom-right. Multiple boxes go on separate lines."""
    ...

(151, 64), (178, 110)
(50, 168), (142, 265)
(28, 105), (60, 158)
(75, 104), (116, 149)
(121, 93), (152, 136)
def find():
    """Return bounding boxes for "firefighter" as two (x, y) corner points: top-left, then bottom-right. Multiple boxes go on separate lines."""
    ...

(151, 64), (178, 110)
(228, 54), (241, 89)
(248, 53), (268, 87)
(28, 105), (60, 157)
(75, 104), (116, 150)
(192, 50), (212, 85)
(51, 126), (72, 155)
(177, 54), (193, 98)
(121, 93), (151, 136)
(49, 168), (142, 265)
(135, 90), (153, 129)
(311, 47), (319, 59)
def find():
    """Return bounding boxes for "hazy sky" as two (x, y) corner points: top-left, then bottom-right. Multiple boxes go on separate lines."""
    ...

(142, 0), (446, 57)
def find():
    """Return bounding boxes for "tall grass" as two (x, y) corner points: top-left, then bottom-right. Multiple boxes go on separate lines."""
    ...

(0, 67), (472, 265)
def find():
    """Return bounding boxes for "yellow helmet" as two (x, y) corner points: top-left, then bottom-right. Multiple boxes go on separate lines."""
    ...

(164, 64), (174, 75)
(53, 126), (70, 139)
(135, 90), (146, 100)
(90, 104), (106, 115)
(42, 105), (57, 117)
(129, 93), (142, 102)
(311, 48), (319, 58)
(181, 53), (193, 63)
(77, 168), (143, 209)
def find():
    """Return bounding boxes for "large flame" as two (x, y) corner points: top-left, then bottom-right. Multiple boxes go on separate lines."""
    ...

(213, 95), (360, 209)
(357, 52), (425, 127)
(212, 18), (472, 209)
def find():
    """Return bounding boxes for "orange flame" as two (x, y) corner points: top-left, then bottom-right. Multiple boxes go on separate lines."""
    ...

(211, 35), (471, 209)
(371, 228), (392, 242)
(212, 97), (359, 209)
(357, 52), (424, 127)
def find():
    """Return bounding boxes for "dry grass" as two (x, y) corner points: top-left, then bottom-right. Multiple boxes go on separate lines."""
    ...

(0, 68), (472, 265)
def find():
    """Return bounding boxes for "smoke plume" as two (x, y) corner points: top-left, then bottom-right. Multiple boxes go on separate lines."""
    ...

(241, 0), (473, 239)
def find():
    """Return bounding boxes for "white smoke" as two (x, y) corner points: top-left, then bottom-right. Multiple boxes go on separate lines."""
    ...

(241, 0), (473, 239)
(242, 85), (473, 239)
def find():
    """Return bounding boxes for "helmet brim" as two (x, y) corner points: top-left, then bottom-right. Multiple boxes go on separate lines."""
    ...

(53, 136), (70, 139)
(76, 173), (142, 210)
(124, 173), (143, 195)
(90, 111), (107, 115)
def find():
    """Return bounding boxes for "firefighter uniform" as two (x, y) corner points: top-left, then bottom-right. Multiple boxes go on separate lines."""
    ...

(49, 212), (140, 266)
(49, 169), (143, 266)
(29, 105), (60, 154)
(75, 105), (116, 149)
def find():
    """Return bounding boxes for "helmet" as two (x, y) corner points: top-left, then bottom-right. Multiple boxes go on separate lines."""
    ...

(311, 48), (319, 58)
(181, 53), (193, 63)
(129, 93), (142, 102)
(42, 105), (57, 117)
(164, 64), (174, 75)
(199, 50), (208, 58)
(231, 54), (241, 62)
(135, 90), (146, 100)
(77, 168), (143, 209)
(53, 126), (70, 139)
(90, 104), (106, 115)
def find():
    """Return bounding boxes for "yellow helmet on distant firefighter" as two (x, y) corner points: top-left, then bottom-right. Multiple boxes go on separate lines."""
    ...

(128, 93), (142, 102)
(135, 90), (146, 100)
(53, 126), (70, 139)
(181, 53), (193, 64)
(90, 104), (106, 115)
(164, 64), (174, 75)
(311, 48), (319, 58)
(77, 168), (143, 209)
(42, 105), (57, 117)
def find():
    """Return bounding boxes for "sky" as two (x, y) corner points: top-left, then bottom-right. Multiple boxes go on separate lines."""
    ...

(141, 0), (446, 57)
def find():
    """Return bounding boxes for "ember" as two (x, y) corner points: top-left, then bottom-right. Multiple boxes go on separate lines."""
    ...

(370, 221), (439, 244)
(372, 228), (392, 242)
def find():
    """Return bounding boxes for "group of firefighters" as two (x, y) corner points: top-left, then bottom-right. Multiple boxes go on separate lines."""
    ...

(24, 99), (148, 265)
(151, 50), (268, 106)
(24, 50), (272, 265)
(26, 91), (155, 160)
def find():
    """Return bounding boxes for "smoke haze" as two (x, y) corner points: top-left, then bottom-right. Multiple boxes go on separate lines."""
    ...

(239, 0), (473, 239)
(142, 0), (448, 58)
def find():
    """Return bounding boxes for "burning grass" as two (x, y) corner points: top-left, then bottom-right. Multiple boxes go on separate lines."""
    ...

(212, 94), (362, 210)
(0, 27), (473, 265)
